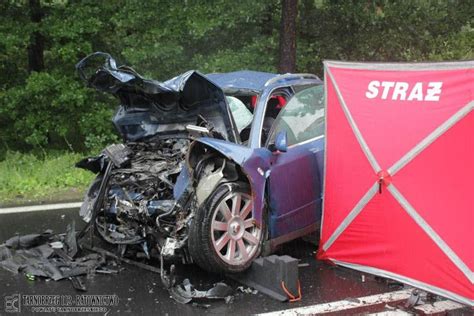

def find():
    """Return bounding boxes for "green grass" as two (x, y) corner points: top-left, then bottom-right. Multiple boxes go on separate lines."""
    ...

(0, 151), (95, 203)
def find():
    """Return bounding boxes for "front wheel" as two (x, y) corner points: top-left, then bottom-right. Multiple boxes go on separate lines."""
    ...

(189, 182), (264, 274)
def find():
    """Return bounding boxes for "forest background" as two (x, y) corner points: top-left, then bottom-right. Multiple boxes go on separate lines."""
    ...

(0, 0), (472, 202)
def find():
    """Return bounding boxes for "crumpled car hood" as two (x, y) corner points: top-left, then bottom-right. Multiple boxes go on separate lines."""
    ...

(76, 52), (238, 142)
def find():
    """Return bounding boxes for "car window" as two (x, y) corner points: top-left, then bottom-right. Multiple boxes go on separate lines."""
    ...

(226, 96), (253, 133)
(267, 85), (325, 147)
(259, 91), (289, 145)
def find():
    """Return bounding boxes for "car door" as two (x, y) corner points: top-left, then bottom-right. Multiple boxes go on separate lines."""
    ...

(265, 85), (325, 239)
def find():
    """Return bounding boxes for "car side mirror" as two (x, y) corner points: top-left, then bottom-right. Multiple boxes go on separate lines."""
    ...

(274, 131), (288, 153)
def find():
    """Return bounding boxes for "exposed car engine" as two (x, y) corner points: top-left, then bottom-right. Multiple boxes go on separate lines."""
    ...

(74, 53), (282, 273)
(90, 139), (194, 262)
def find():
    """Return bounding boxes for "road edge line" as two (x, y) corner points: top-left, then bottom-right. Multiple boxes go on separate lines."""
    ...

(0, 202), (83, 214)
(256, 289), (412, 315)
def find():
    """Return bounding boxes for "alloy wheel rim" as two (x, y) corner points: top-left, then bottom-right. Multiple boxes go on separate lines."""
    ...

(210, 191), (261, 265)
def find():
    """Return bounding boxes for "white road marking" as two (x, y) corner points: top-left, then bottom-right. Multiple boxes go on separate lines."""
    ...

(257, 290), (412, 315)
(414, 300), (465, 314)
(0, 202), (82, 214)
(367, 311), (411, 316)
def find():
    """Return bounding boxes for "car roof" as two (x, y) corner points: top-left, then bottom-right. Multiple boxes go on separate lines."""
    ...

(206, 70), (322, 95)
(206, 70), (278, 95)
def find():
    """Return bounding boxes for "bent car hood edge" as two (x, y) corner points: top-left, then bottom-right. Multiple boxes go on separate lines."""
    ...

(76, 52), (239, 142)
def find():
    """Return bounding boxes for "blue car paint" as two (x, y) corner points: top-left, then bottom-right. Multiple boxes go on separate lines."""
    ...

(267, 137), (325, 238)
(207, 71), (278, 95)
(78, 54), (327, 255)
(173, 165), (191, 200)
(191, 76), (326, 241)
(76, 53), (239, 143)
(240, 148), (273, 228)
(274, 131), (288, 152)
(193, 137), (273, 228)
(193, 137), (255, 165)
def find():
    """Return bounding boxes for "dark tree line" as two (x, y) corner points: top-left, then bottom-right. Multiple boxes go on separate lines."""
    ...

(0, 0), (472, 153)
(279, 0), (298, 73)
(27, 0), (45, 73)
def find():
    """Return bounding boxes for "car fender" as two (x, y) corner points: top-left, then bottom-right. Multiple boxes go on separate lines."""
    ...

(188, 137), (272, 227)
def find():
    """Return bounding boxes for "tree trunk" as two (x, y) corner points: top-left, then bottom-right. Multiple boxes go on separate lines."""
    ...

(27, 0), (44, 73)
(278, 0), (298, 73)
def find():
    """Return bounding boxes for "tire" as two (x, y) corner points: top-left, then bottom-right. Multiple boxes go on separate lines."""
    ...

(189, 182), (265, 274)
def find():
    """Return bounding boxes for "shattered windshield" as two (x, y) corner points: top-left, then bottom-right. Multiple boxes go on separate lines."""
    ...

(226, 96), (253, 133)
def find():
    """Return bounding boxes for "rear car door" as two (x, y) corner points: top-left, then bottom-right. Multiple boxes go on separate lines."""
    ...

(266, 85), (325, 238)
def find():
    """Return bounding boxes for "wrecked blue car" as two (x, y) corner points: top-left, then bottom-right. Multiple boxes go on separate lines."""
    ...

(76, 52), (325, 274)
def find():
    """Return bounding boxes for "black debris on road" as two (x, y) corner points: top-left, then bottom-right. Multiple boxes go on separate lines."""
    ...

(0, 208), (401, 315)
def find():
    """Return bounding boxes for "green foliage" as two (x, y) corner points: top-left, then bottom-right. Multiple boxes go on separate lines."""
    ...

(0, 151), (94, 202)
(0, 0), (472, 153)
(111, 0), (280, 79)
(0, 0), (119, 152)
(79, 106), (119, 152)
(0, 71), (117, 151)
(297, 0), (473, 76)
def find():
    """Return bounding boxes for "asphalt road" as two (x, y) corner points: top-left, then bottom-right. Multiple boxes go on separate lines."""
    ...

(0, 207), (469, 315)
